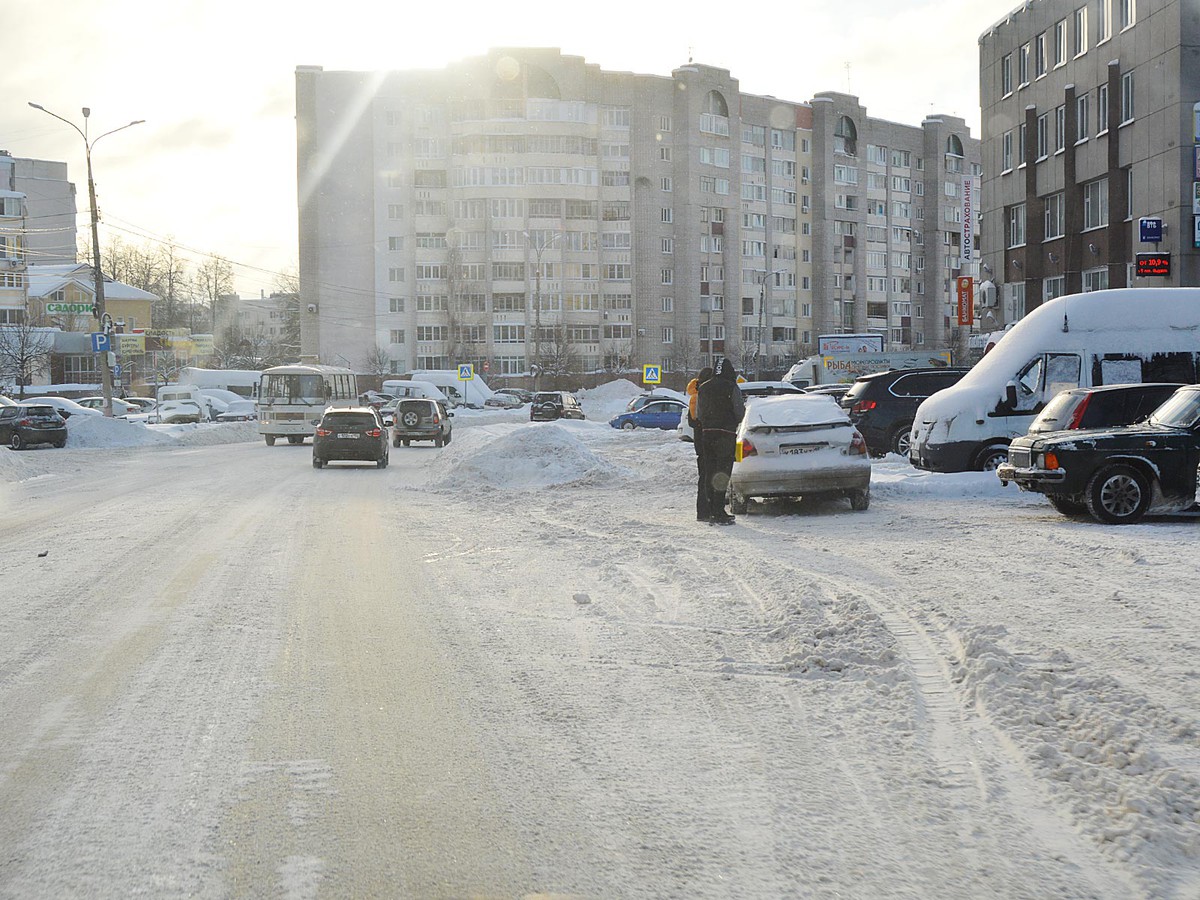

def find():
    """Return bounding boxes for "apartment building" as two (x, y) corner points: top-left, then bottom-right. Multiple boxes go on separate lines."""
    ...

(296, 50), (980, 377)
(979, 0), (1198, 327)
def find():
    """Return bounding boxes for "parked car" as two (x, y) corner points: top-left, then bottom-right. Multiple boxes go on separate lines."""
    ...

(312, 407), (389, 468)
(122, 396), (157, 413)
(531, 391), (586, 422)
(610, 398), (686, 431)
(728, 394), (871, 514)
(216, 399), (258, 422)
(494, 387), (534, 404)
(1025, 382), (1184, 436)
(0, 396), (16, 407)
(841, 367), (971, 457)
(22, 396), (103, 419)
(75, 396), (139, 417)
(0, 404), (68, 449)
(738, 380), (805, 398)
(625, 389), (687, 412)
(801, 384), (853, 405)
(484, 392), (525, 409)
(997, 384), (1200, 524)
(392, 398), (453, 447)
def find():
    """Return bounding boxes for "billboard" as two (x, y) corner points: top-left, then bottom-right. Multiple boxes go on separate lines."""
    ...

(961, 176), (978, 261)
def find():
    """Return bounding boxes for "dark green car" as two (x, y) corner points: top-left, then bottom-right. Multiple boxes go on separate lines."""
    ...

(997, 385), (1200, 524)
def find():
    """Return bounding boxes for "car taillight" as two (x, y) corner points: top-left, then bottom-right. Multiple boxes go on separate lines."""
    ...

(848, 431), (868, 456)
(851, 399), (877, 414)
(431, 415), (440, 424)
(1066, 394), (1092, 430)
(738, 438), (757, 461)
(367, 428), (381, 438)
(316, 427), (332, 437)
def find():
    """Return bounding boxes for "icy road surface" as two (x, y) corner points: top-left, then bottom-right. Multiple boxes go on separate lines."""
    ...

(0, 397), (1197, 898)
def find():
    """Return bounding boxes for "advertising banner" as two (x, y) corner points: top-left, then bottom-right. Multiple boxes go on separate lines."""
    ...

(956, 276), (974, 326)
(961, 176), (978, 261)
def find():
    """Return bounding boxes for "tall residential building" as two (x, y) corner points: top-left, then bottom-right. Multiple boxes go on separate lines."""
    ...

(0, 151), (77, 266)
(296, 50), (980, 377)
(979, 0), (1197, 328)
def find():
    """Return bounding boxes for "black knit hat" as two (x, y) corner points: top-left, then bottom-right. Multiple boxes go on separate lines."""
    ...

(714, 357), (736, 379)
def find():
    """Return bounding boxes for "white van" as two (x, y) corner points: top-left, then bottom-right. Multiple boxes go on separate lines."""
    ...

(407, 370), (494, 408)
(910, 288), (1200, 472)
(381, 379), (456, 405)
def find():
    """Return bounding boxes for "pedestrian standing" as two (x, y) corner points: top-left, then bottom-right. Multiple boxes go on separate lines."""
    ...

(697, 357), (745, 525)
(686, 366), (713, 521)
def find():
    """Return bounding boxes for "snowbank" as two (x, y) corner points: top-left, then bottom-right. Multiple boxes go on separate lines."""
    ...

(427, 422), (629, 490)
(63, 416), (260, 449)
(577, 379), (642, 421)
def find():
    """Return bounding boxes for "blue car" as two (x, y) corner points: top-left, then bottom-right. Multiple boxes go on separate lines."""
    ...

(610, 399), (687, 431)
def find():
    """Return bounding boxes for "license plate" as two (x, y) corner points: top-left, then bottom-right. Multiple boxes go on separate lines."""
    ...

(337, 433), (360, 439)
(781, 444), (822, 455)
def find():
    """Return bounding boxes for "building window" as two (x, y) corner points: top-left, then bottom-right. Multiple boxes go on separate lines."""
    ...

(661, 176), (672, 192)
(1044, 192), (1065, 239)
(1076, 92), (1090, 141)
(659, 115), (673, 132)
(1043, 276), (1066, 303)
(1035, 33), (1047, 77)
(389, 297), (405, 313)
(1018, 123), (1027, 162)
(1001, 54), (1013, 95)
(1002, 131), (1014, 171)
(1018, 44), (1030, 86)
(661, 327), (674, 344)
(1099, 0), (1113, 40)
(661, 207), (673, 224)
(1074, 6), (1088, 55)
(660, 268), (673, 285)
(1036, 113), (1049, 160)
(1055, 19), (1068, 65)
(390, 329), (405, 344)
(1055, 105), (1066, 151)
(1008, 204), (1027, 248)
(1121, 71), (1135, 123)
(661, 237), (673, 254)
(1082, 267), (1109, 292)
(1119, 0), (1134, 30)
(1083, 178), (1109, 230)
(659, 146), (672, 162)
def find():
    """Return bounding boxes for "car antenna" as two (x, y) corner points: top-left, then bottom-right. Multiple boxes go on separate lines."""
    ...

(1062, 314), (1069, 333)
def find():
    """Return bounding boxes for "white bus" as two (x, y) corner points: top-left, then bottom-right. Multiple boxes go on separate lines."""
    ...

(178, 367), (264, 399)
(257, 364), (358, 446)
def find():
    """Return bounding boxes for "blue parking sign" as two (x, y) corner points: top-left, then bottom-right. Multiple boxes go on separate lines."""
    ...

(90, 332), (111, 353)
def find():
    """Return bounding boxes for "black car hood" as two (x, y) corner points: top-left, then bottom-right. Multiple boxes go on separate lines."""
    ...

(1017, 422), (1191, 451)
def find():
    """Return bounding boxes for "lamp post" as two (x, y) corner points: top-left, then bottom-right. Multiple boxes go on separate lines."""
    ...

(28, 102), (144, 416)
(523, 230), (561, 391)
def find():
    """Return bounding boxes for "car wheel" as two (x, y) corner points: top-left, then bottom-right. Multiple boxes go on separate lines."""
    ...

(265, 435), (276, 446)
(1086, 464), (1151, 525)
(729, 492), (748, 514)
(10, 433), (24, 450)
(849, 487), (870, 511)
(288, 436), (304, 445)
(377, 455), (387, 469)
(973, 443), (1009, 472)
(312, 457), (323, 469)
(1048, 494), (1089, 517)
(54, 440), (66, 449)
(889, 424), (913, 457)
(402, 439), (410, 447)
(434, 435), (444, 448)
(621, 421), (636, 431)
(392, 435), (401, 447)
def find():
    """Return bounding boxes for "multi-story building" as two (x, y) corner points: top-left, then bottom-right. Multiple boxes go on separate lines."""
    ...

(296, 50), (980, 378)
(979, 0), (1197, 328)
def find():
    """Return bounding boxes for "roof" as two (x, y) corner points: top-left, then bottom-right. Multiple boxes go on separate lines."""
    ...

(25, 263), (158, 302)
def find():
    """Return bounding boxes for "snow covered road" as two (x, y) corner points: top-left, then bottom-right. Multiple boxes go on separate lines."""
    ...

(0, 395), (1197, 898)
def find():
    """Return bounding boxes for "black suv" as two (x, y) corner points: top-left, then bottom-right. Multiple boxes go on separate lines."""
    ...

(0, 404), (68, 450)
(530, 391), (585, 422)
(312, 407), (389, 469)
(998, 385), (1200, 523)
(842, 367), (970, 457)
(392, 398), (452, 447)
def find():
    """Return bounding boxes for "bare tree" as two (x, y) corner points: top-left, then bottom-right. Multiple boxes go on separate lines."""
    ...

(365, 344), (393, 378)
(0, 320), (55, 398)
(192, 255), (235, 334)
(536, 323), (579, 389)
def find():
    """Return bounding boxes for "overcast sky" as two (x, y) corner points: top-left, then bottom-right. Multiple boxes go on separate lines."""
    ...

(5, 0), (1020, 297)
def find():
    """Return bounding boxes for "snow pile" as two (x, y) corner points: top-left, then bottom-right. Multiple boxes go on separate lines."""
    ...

(955, 623), (1200, 888)
(63, 417), (259, 449)
(0, 447), (45, 482)
(427, 423), (628, 490)
(577, 378), (642, 421)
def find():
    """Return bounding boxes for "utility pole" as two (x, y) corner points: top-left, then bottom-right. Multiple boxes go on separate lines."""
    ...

(28, 102), (143, 416)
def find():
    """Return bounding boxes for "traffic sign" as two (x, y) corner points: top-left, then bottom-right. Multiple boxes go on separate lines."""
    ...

(457, 363), (474, 380)
(642, 364), (661, 385)
(90, 332), (111, 353)
(113, 364), (122, 378)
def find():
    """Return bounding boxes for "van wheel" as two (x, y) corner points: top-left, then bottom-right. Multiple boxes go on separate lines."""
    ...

(288, 436), (304, 445)
(973, 443), (1009, 471)
(1086, 464), (1151, 525)
(849, 487), (870, 511)
(264, 435), (276, 446)
(890, 424), (913, 457)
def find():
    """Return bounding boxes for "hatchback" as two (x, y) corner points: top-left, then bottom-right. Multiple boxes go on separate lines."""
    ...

(23, 396), (103, 419)
(392, 398), (452, 447)
(729, 394), (871, 514)
(531, 392), (586, 422)
(841, 367), (970, 457)
(1025, 382), (1184, 435)
(610, 399), (686, 430)
(312, 407), (388, 468)
(76, 396), (139, 417)
(0, 404), (68, 450)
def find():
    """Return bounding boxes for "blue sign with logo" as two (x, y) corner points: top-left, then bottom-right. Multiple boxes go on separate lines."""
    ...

(90, 332), (111, 353)
(1139, 218), (1163, 243)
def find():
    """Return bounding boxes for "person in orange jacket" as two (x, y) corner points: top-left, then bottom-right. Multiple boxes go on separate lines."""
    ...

(687, 366), (713, 521)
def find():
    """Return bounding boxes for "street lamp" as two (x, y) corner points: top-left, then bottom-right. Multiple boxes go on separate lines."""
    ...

(28, 102), (144, 416)
(523, 230), (562, 390)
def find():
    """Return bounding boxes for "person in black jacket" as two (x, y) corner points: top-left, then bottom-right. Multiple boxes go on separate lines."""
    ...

(697, 356), (745, 524)
(687, 366), (714, 521)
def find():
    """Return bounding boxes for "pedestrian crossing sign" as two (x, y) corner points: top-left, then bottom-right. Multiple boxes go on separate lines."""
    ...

(457, 363), (474, 380)
(642, 364), (661, 384)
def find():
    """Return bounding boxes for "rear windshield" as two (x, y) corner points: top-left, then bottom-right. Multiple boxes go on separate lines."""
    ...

(398, 400), (433, 413)
(21, 406), (61, 418)
(1029, 391), (1083, 432)
(322, 412), (377, 427)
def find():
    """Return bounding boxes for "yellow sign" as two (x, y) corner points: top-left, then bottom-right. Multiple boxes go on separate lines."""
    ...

(117, 333), (146, 354)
